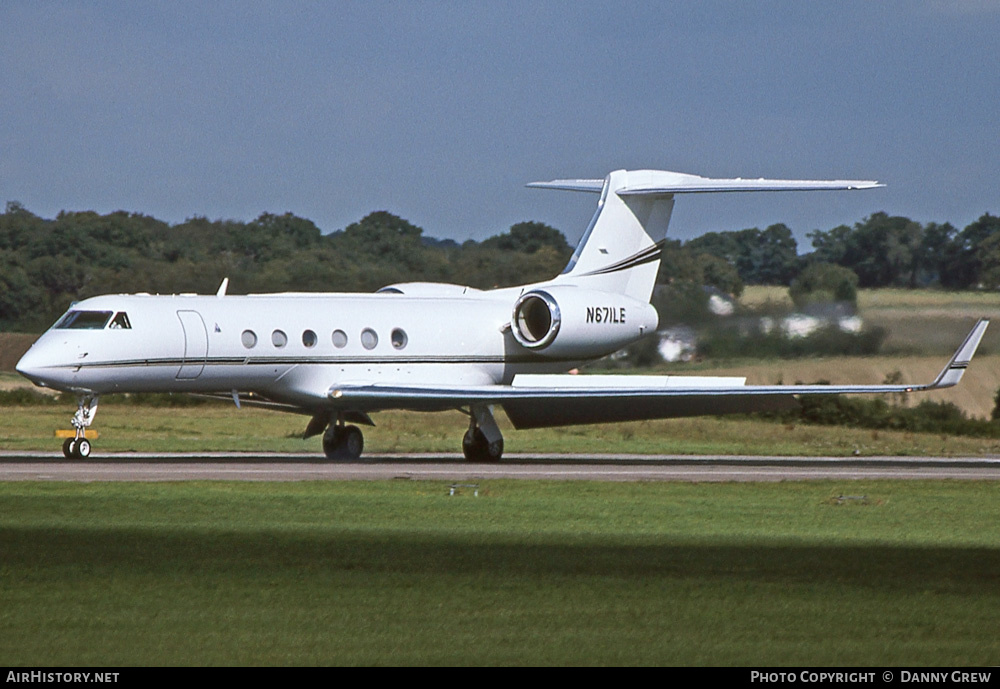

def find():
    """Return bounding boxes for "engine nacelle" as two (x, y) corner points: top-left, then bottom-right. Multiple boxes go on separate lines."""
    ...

(510, 286), (658, 358)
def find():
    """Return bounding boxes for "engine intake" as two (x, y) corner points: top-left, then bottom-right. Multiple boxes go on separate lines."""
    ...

(510, 287), (657, 358)
(512, 291), (561, 349)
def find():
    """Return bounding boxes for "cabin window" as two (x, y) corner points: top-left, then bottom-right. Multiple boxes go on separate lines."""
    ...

(391, 328), (408, 349)
(302, 330), (317, 348)
(241, 330), (257, 348)
(109, 312), (132, 329)
(332, 330), (348, 348)
(361, 328), (378, 350)
(54, 310), (113, 330)
(272, 330), (288, 348)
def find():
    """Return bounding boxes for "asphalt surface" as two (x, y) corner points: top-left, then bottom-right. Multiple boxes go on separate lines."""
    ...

(2, 451), (1000, 481)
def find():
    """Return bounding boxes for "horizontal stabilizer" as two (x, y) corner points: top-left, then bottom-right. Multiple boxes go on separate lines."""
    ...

(525, 179), (606, 193)
(529, 169), (883, 195)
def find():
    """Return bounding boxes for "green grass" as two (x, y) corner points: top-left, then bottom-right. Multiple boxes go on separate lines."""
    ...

(739, 285), (1000, 312)
(5, 403), (1000, 457)
(2, 480), (999, 665)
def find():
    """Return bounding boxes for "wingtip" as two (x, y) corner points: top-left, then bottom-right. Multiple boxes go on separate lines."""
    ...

(931, 318), (990, 388)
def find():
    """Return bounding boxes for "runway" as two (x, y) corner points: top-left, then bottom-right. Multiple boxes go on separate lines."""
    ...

(2, 451), (1000, 481)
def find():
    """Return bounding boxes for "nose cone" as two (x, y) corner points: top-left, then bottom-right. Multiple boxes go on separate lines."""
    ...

(16, 346), (48, 387)
(16, 340), (69, 390)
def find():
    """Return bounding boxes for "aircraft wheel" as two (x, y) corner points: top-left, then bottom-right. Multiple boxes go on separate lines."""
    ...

(322, 425), (338, 459)
(62, 438), (76, 459)
(462, 428), (503, 462)
(462, 428), (481, 460)
(74, 438), (92, 459)
(341, 425), (364, 459)
(322, 425), (364, 461)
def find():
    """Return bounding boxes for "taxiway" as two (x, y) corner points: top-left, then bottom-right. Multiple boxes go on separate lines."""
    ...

(1, 452), (999, 482)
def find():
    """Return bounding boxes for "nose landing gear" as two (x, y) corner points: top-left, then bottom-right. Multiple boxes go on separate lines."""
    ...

(62, 395), (99, 459)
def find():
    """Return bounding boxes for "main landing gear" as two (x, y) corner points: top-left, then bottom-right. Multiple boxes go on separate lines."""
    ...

(311, 406), (506, 462)
(62, 395), (99, 459)
(322, 422), (365, 461)
(462, 405), (504, 462)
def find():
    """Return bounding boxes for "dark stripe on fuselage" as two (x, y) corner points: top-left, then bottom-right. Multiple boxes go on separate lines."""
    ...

(56, 353), (578, 370)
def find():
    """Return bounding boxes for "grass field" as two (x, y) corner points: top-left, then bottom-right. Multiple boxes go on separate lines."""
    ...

(4, 402), (1000, 457)
(2, 480), (999, 666)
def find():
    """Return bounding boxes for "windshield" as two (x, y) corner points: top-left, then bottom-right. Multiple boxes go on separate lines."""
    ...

(53, 310), (113, 330)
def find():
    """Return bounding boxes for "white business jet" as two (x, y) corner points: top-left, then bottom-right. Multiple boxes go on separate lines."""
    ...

(16, 169), (989, 460)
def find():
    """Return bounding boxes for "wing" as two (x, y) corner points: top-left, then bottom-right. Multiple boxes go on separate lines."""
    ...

(329, 319), (989, 429)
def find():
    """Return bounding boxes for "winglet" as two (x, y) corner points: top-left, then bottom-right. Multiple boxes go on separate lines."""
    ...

(929, 318), (989, 389)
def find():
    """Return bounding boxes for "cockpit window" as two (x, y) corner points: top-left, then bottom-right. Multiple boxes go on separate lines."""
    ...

(54, 310), (113, 330)
(109, 312), (132, 329)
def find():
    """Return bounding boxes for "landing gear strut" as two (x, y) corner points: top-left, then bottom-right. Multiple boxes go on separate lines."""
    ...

(63, 395), (99, 459)
(462, 405), (504, 462)
(322, 421), (364, 461)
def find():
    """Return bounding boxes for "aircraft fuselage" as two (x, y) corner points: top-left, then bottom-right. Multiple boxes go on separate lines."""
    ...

(16, 288), (655, 412)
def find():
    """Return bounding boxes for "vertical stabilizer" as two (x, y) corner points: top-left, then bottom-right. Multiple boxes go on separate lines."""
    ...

(549, 170), (674, 303)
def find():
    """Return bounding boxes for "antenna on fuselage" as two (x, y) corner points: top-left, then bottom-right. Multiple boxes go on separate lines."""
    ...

(216, 277), (229, 298)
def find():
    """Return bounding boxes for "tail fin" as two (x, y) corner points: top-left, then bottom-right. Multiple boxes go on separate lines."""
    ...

(532, 170), (674, 303)
(529, 169), (882, 303)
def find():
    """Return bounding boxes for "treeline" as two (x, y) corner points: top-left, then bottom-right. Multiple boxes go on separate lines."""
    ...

(0, 203), (572, 331)
(678, 212), (1000, 293)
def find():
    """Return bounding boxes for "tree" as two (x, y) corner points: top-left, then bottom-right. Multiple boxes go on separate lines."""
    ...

(658, 240), (743, 296)
(975, 231), (1000, 290)
(789, 262), (859, 308)
(740, 224), (798, 285)
(341, 211), (423, 242)
(687, 225), (798, 285)
(480, 221), (571, 255)
(807, 213), (923, 288)
(0, 201), (44, 251)
(225, 212), (322, 262)
(939, 214), (1000, 289)
(918, 222), (958, 286)
(0, 251), (44, 326)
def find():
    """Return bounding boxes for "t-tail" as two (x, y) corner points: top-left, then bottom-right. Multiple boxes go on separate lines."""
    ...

(529, 168), (883, 303)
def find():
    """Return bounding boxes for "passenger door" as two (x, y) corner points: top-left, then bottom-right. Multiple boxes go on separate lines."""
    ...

(176, 310), (208, 379)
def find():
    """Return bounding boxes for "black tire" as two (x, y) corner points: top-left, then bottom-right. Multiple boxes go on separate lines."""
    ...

(62, 438), (76, 459)
(322, 425), (364, 461)
(322, 425), (340, 460)
(74, 438), (91, 459)
(463, 428), (503, 462)
(485, 436), (503, 462)
(462, 428), (484, 461)
(341, 425), (364, 459)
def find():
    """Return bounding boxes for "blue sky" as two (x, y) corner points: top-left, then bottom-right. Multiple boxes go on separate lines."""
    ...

(2, 1), (998, 249)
